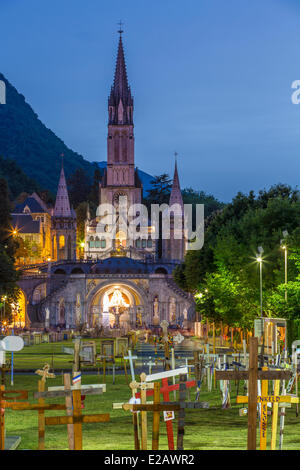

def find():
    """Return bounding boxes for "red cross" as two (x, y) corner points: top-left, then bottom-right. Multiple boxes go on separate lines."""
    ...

(135, 378), (196, 450)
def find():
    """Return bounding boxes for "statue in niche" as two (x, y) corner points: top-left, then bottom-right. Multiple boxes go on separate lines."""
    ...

(153, 296), (159, 325)
(169, 297), (176, 323)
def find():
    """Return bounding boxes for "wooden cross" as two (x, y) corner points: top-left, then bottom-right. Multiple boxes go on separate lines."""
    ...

(124, 374), (209, 450)
(35, 363), (56, 383)
(0, 386), (28, 450)
(97, 354), (114, 383)
(33, 373), (107, 450)
(129, 372), (154, 450)
(134, 367), (207, 450)
(37, 376), (110, 450)
(0, 363), (10, 386)
(0, 385), (66, 451)
(236, 366), (298, 450)
(216, 337), (293, 450)
(190, 351), (205, 401)
(159, 322), (172, 371)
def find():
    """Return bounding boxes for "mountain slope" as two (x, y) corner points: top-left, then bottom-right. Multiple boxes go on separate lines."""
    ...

(0, 155), (41, 200)
(0, 73), (97, 193)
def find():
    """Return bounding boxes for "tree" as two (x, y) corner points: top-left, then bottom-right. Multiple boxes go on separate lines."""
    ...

(174, 184), (300, 328)
(76, 202), (89, 245)
(0, 179), (19, 302)
(67, 169), (91, 208)
(145, 174), (172, 206)
(182, 188), (224, 218)
(88, 168), (102, 207)
(0, 178), (15, 257)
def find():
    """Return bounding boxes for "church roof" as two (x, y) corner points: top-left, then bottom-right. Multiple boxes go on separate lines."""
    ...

(14, 194), (47, 214)
(90, 257), (149, 274)
(11, 214), (41, 234)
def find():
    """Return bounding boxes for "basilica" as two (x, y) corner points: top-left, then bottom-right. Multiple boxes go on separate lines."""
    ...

(17, 32), (195, 331)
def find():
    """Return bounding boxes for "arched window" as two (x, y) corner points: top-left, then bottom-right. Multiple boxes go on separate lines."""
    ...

(116, 231), (126, 248)
(59, 235), (65, 248)
(95, 236), (101, 248)
(89, 237), (95, 248)
(67, 235), (72, 259)
(155, 267), (168, 275)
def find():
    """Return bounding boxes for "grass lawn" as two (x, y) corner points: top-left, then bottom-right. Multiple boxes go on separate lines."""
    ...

(3, 372), (300, 450)
(2, 341), (300, 450)
(9, 338), (124, 370)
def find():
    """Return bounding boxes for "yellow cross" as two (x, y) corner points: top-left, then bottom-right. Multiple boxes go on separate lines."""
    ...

(237, 367), (299, 450)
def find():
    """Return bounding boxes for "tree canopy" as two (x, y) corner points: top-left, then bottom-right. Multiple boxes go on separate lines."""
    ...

(174, 184), (300, 329)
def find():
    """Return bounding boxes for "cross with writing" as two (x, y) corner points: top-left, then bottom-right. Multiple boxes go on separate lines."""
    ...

(124, 374), (209, 450)
(216, 337), (294, 450)
(135, 367), (208, 450)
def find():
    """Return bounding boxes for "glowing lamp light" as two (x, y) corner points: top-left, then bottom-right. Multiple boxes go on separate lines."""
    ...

(195, 292), (203, 300)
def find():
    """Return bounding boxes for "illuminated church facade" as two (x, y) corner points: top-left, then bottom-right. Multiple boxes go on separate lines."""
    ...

(18, 32), (195, 331)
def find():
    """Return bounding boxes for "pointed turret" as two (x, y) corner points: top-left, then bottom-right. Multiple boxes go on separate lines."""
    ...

(53, 163), (72, 218)
(51, 160), (77, 261)
(169, 159), (184, 211)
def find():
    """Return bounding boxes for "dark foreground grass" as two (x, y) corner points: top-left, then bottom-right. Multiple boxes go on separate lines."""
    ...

(3, 373), (300, 450)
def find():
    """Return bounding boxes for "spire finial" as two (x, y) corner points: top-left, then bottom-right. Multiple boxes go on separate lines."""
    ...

(118, 20), (124, 36)
(60, 152), (64, 169)
(174, 151), (178, 164)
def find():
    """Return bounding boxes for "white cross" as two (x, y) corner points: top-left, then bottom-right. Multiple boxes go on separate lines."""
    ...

(173, 332), (184, 345)
(145, 366), (188, 382)
(160, 320), (169, 342)
(124, 350), (138, 382)
(146, 357), (156, 375)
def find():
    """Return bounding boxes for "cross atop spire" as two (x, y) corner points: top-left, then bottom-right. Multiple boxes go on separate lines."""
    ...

(108, 29), (133, 125)
(117, 20), (124, 35)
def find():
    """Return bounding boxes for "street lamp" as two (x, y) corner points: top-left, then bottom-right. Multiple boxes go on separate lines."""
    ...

(256, 246), (264, 366)
(280, 230), (288, 303)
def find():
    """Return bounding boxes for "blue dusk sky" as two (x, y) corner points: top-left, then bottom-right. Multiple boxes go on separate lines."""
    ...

(0, 0), (300, 201)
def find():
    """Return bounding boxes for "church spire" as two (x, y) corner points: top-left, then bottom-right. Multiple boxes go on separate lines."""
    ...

(54, 160), (72, 218)
(108, 29), (133, 125)
(169, 154), (184, 209)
